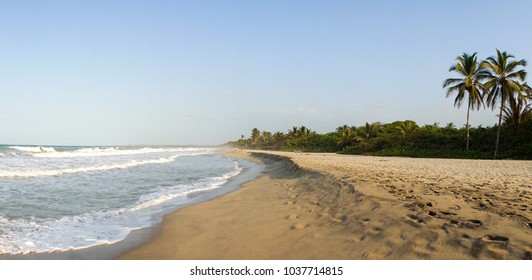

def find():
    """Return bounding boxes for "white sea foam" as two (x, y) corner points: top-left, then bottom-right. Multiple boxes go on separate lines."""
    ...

(0, 211), (131, 254)
(8, 146), (57, 153)
(6, 146), (212, 158)
(34, 147), (172, 158)
(0, 148), (214, 178)
(0, 161), (243, 255)
(0, 155), (179, 178)
(128, 162), (243, 212)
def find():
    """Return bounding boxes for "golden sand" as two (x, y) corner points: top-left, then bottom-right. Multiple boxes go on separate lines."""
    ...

(119, 150), (531, 260)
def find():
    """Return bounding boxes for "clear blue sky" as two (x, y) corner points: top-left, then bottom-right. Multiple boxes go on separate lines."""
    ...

(1, 0), (531, 146)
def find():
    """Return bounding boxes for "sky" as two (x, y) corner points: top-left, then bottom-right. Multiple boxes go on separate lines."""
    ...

(1, 0), (531, 146)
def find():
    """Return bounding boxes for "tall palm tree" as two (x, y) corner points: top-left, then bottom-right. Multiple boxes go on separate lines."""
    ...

(443, 52), (485, 151)
(480, 49), (528, 159)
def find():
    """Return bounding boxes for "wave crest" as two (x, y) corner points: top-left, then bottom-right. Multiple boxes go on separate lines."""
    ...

(9, 146), (57, 153)
(0, 154), (202, 178)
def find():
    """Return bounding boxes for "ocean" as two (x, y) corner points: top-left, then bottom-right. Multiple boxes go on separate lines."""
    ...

(0, 145), (255, 255)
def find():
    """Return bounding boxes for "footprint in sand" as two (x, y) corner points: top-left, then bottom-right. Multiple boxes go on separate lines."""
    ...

(368, 226), (384, 238)
(406, 214), (425, 225)
(450, 219), (484, 229)
(449, 219), (483, 229)
(440, 211), (457, 216)
(464, 219), (483, 228)
(291, 223), (308, 230)
(286, 214), (299, 220)
(331, 215), (348, 223)
(481, 235), (509, 244)
(471, 235), (511, 259)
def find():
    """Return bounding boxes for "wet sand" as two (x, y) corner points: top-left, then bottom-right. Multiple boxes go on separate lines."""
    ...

(120, 150), (531, 259)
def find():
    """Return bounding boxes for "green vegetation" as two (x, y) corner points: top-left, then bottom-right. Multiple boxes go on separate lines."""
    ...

(228, 49), (532, 160)
(228, 119), (532, 159)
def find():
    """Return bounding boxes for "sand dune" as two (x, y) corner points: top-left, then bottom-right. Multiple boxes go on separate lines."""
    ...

(120, 150), (531, 260)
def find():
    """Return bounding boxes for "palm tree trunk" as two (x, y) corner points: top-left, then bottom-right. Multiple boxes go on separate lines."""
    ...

(494, 98), (505, 159)
(466, 103), (471, 151)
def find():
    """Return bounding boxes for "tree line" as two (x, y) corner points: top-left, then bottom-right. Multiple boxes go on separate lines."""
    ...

(228, 49), (531, 159)
(227, 119), (532, 159)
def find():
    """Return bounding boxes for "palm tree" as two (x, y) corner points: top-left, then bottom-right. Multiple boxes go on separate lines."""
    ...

(272, 132), (285, 150)
(250, 128), (261, 145)
(443, 52), (485, 151)
(287, 126), (298, 139)
(355, 122), (381, 143)
(261, 131), (272, 146)
(338, 128), (356, 149)
(395, 120), (419, 139)
(336, 124), (350, 134)
(287, 126), (311, 149)
(297, 126), (311, 138)
(502, 95), (532, 125)
(480, 49), (528, 159)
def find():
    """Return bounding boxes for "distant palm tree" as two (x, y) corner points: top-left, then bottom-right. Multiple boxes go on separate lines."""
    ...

(288, 126), (298, 139)
(261, 131), (272, 146)
(336, 124), (350, 134)
(251, 128), (261, 145)
(502, 96), (532, 125)
(395, 120), (418, 139)
(338, 128), (356, 149)
(287, 126), (312, 148)
(297, 126), (311, 138)
(355, 122), (381, 143)
(272, 132), (285, 149)
(443, 52), (485, 151)
(480, 49), (528, 159)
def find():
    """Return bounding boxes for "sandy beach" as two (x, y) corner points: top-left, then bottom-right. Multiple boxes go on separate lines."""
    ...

(119, 150), (531, 260)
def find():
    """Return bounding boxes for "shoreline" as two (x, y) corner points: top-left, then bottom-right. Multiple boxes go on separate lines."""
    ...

(120, 150), (531, 260)
(0, 155), (263, 260)
(4, 150), (529, 259)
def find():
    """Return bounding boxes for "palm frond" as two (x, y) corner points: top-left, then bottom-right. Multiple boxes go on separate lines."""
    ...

(442, 78), (463, 88)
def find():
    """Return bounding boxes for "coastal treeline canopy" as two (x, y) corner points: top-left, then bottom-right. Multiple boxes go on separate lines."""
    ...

(229, 50), (532, 160)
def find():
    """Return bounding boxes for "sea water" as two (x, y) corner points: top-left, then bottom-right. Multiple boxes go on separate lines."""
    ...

(0, 145), (248, 255)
